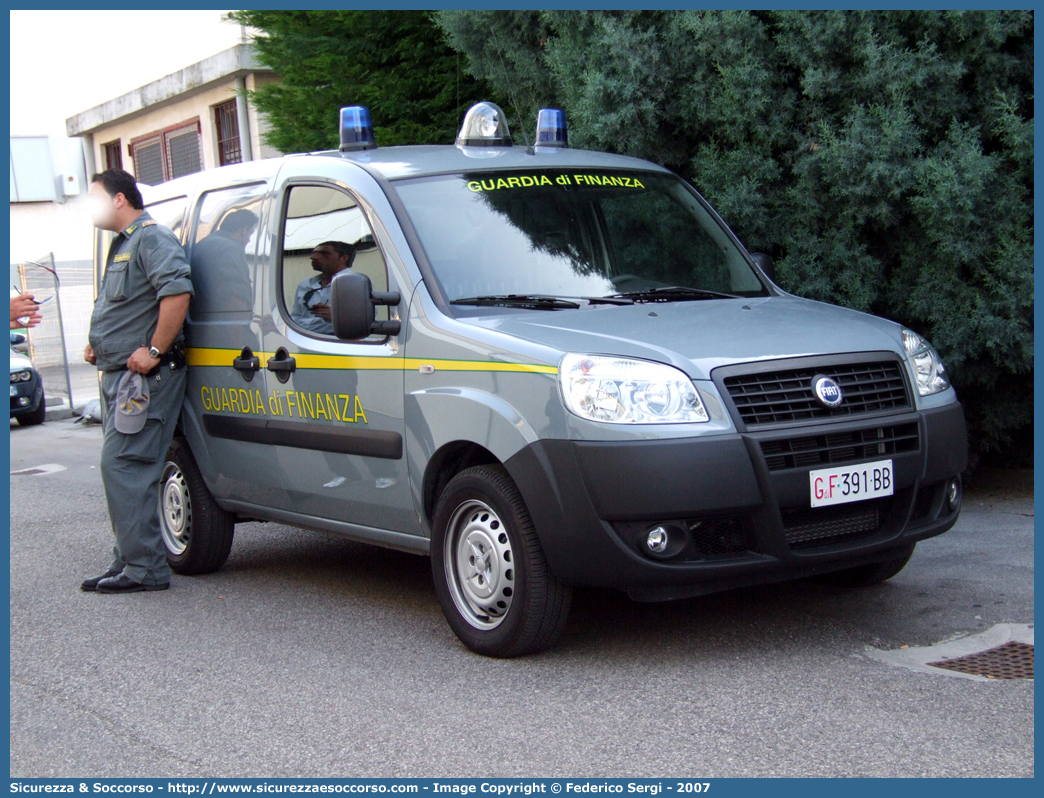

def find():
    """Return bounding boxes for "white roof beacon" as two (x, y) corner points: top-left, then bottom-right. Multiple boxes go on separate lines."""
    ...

(455, 101), (513, 148)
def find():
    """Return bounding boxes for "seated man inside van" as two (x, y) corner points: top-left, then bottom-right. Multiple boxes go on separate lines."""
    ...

(289, 240), (355, 334)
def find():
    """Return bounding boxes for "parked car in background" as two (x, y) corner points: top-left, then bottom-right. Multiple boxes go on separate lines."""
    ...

(10, 338), (45, 425)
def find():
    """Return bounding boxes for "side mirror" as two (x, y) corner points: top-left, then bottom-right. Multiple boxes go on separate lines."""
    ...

(330, 270), (401, 340)
(750, 251), (775, 282)
(10, 332), (27, 347)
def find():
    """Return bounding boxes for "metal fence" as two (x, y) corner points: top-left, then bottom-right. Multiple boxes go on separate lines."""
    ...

(16, 253), (99, 411)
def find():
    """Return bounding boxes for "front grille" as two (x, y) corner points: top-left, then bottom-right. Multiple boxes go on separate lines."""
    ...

(781, 497), (890, 549)
(761, 423), (919, 472)
(723, 360), (910, 427)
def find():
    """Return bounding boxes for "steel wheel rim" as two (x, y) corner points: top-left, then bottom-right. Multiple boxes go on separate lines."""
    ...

(159, 461), (191, 555)
(444, 499), (515, 630)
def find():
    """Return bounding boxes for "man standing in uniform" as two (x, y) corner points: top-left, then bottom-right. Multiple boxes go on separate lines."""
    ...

(81, 168), (193, 594)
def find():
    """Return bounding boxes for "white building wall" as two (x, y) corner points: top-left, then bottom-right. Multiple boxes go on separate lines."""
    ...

(9, 194), (93, 265)
(90, 80), (245, 176)
(9, 136), (92, 265)
(247, 72), (283, 160)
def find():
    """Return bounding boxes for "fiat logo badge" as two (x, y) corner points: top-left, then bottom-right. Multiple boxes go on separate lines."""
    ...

(812, 375), (844, 408)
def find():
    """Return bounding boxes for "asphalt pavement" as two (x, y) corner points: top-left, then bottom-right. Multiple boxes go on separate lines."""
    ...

(8, 418), (1034, 777)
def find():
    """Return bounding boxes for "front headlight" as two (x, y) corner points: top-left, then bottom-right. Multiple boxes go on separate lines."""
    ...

(560, 354), (709, 424)
(11, 370), (32, 383)
(902, 329), (950, 396)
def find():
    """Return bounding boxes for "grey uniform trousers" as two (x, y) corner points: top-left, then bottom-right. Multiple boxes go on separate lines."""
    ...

(99, 363), (187, 585)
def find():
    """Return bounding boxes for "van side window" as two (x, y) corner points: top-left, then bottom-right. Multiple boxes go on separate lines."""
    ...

(145, 196), (188, 239)
(188, 183), (265, 319)
(279, 184), (389, 338)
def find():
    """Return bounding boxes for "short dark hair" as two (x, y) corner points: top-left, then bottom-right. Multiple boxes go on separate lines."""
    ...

(315, 240), (355, 264)
(91, 168), (144, 210)
(218, 209), (258, 234)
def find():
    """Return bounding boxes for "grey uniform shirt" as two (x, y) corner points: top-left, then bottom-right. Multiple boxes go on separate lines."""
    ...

(89, 211), (194, 372)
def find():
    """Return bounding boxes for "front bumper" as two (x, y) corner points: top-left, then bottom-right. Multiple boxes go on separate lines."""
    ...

(505, 402), (967, 600)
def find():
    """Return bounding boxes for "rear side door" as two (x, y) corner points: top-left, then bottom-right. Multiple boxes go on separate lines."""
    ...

(181, 180), (294, 510)
(260, 167), (414, 535)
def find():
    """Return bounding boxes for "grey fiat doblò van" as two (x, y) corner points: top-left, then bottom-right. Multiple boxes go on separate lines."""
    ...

(133, 103), (966, 656)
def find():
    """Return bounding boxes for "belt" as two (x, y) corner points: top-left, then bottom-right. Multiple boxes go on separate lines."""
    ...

(106, 342), (187, 375)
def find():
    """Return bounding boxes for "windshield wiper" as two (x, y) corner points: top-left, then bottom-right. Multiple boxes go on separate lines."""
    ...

(451, 294), (582, 310)
(608, 286), (741, 302)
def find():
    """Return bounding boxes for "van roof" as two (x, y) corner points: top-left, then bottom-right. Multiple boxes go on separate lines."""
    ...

(140, 144), (670, 205)
(317, 144), (671, 181)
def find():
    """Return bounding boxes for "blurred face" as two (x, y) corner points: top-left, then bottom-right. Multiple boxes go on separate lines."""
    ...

(87, 182), (121, 231)
(309, 245), (349, 277)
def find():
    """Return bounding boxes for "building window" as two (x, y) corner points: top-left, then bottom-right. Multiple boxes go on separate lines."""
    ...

(214, 100), (242, 166)
(166, 123), (202, 179)
(102, 139), (122, 170)
(132, 136), (164, 186)
(130, 119), (202, 186)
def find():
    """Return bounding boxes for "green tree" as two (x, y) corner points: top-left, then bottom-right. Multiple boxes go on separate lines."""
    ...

(437, 10), (1034, 465)
(228, 10), (490, 152)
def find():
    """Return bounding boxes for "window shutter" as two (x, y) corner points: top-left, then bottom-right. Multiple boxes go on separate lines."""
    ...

(132, 137), (164, 186)
(166, 124), (202, 179)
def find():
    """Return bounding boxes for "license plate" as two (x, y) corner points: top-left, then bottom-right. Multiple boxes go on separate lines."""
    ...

(810, 459), (893, 507)
(10, 386), (17, 397)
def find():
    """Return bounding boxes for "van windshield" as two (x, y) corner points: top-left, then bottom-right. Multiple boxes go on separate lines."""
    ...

(393, 169), (767, 306)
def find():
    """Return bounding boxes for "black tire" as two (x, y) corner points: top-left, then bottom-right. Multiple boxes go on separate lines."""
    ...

(812, 543), (916, 587)
(159, 437), (235, 575)
(431, 464), (572, 657)
(17, 389), (45, 426)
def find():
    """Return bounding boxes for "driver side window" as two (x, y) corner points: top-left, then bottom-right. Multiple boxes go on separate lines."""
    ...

(279, 184), (389, 337)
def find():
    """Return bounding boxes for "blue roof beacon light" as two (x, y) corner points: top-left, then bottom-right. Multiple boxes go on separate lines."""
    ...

(339, 106), (376, 152)
(535, 108), (568, 148)
(455, 102), (513, 147)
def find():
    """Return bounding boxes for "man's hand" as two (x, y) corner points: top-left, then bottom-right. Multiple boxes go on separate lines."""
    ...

(10, 293), (42, 329)
(311, 302), (332, 322)
(127, 346), (160, 374)
(84, 343), (96, 365)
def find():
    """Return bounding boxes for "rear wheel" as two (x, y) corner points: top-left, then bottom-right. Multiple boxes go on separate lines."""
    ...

(431, 464), (571, 657)
(160, 437), (235, 575)
(812, 543), (916, 587)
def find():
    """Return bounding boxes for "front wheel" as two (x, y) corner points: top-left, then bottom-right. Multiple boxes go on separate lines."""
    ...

(159, 437), (235, 575)
(812, 543), (916, 587)
(431, 465), (572, 657)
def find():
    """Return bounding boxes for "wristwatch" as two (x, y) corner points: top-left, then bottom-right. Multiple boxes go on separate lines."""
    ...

(148, 345), (162, 359)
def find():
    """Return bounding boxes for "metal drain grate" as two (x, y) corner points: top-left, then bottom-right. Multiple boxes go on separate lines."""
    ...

(929, 641), (1034, 679)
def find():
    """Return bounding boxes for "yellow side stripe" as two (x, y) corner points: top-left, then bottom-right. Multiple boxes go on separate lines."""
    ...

(185, 347), (558, 374)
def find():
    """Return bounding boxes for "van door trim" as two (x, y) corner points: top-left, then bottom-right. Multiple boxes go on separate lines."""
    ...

(202, 414), (403, 459)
